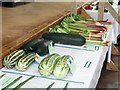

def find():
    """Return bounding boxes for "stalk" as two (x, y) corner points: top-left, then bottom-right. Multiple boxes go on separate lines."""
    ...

(80, 33), (102, 38)
(59, 25), (103, 38)
(86, 40), (109, 46)
(68, 25), (103, 32)
(98, 21), (112, 25)
(62, 22), (100, 32)
(69, 23), (106, 32)
(68, 23), (87, 28)
(85, 37), (103, 41)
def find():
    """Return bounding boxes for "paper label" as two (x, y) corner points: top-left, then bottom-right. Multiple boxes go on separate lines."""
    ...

(48, 41), (55, 54)
(84, 61), (92, 68)
(82, 44), (100, 51)
(67, 57), (76, 75)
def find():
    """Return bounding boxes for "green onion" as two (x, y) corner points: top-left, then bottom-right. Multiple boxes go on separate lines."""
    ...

(63, 82), (69, 90)
(0, 74), (5, 79)
(46, 82), (55, 90)
(2, 76), (22, 90)
(13, 76), (35, 90)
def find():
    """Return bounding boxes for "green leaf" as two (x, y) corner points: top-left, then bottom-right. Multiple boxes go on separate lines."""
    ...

(13, 76), (35, 90)
(46, 82), (55, 90)
(0, 74), (5, 79)
(2, 76), (22, 90)
(63, 82), (69, 90)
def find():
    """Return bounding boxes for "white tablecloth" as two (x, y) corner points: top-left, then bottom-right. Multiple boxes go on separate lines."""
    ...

(0, 43), (109, 89)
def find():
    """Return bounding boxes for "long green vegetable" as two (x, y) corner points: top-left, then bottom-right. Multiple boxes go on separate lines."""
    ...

(2, 76), (22, 90)
(46, 82), (55, 90)
(49, 14), (109, 46)
(86, 40), (109, 46)
(13, 76), (35, 90)
(63, 83), (69, 90)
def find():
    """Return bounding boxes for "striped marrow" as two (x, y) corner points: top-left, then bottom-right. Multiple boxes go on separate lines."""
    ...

(3, 50), (25, 69)
(53, 55), (72, 79)
(38, 53), (61, 76)
(15, 52), (36, 71)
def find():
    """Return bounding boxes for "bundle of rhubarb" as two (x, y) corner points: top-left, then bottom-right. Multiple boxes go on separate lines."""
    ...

(49, 14), (112, 46)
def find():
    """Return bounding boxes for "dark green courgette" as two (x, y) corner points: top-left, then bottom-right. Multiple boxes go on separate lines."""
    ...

(21, 38), (50, 56)
(32, 39), (51, 56)
(42, 33), (86, 46)
(20, 38), (43, 53)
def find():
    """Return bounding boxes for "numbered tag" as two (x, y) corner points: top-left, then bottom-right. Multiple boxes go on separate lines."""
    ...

(48, 41), (55, 54)
(67, 57), (76, 75)
(84, 61), (92, 68)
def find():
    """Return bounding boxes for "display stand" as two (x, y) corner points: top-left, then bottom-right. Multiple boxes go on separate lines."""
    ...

(97, 0), (119, 71)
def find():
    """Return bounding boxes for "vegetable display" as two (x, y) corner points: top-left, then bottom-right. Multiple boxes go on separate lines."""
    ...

(15, 52), (36, 71)
(38, 54), (74, 79)
(2, 14), (111, 89)
(3, 50), (25, 69)
(48, 14), (110, 46)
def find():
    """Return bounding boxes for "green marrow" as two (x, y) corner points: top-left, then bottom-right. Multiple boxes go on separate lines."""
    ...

(53, 55), (72, 79)
(38, 53), (61, 76)
(3, 50), (25, 69)
(15, 53), (36, 71)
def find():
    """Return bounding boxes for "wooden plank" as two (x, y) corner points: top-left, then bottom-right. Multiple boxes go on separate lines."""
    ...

(105, 2), (120, 24)
(107, 60), (119, 71)
(97, 1), (105, 21)
(78, 7), (93, 19)
(111, 44), (120, 55)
